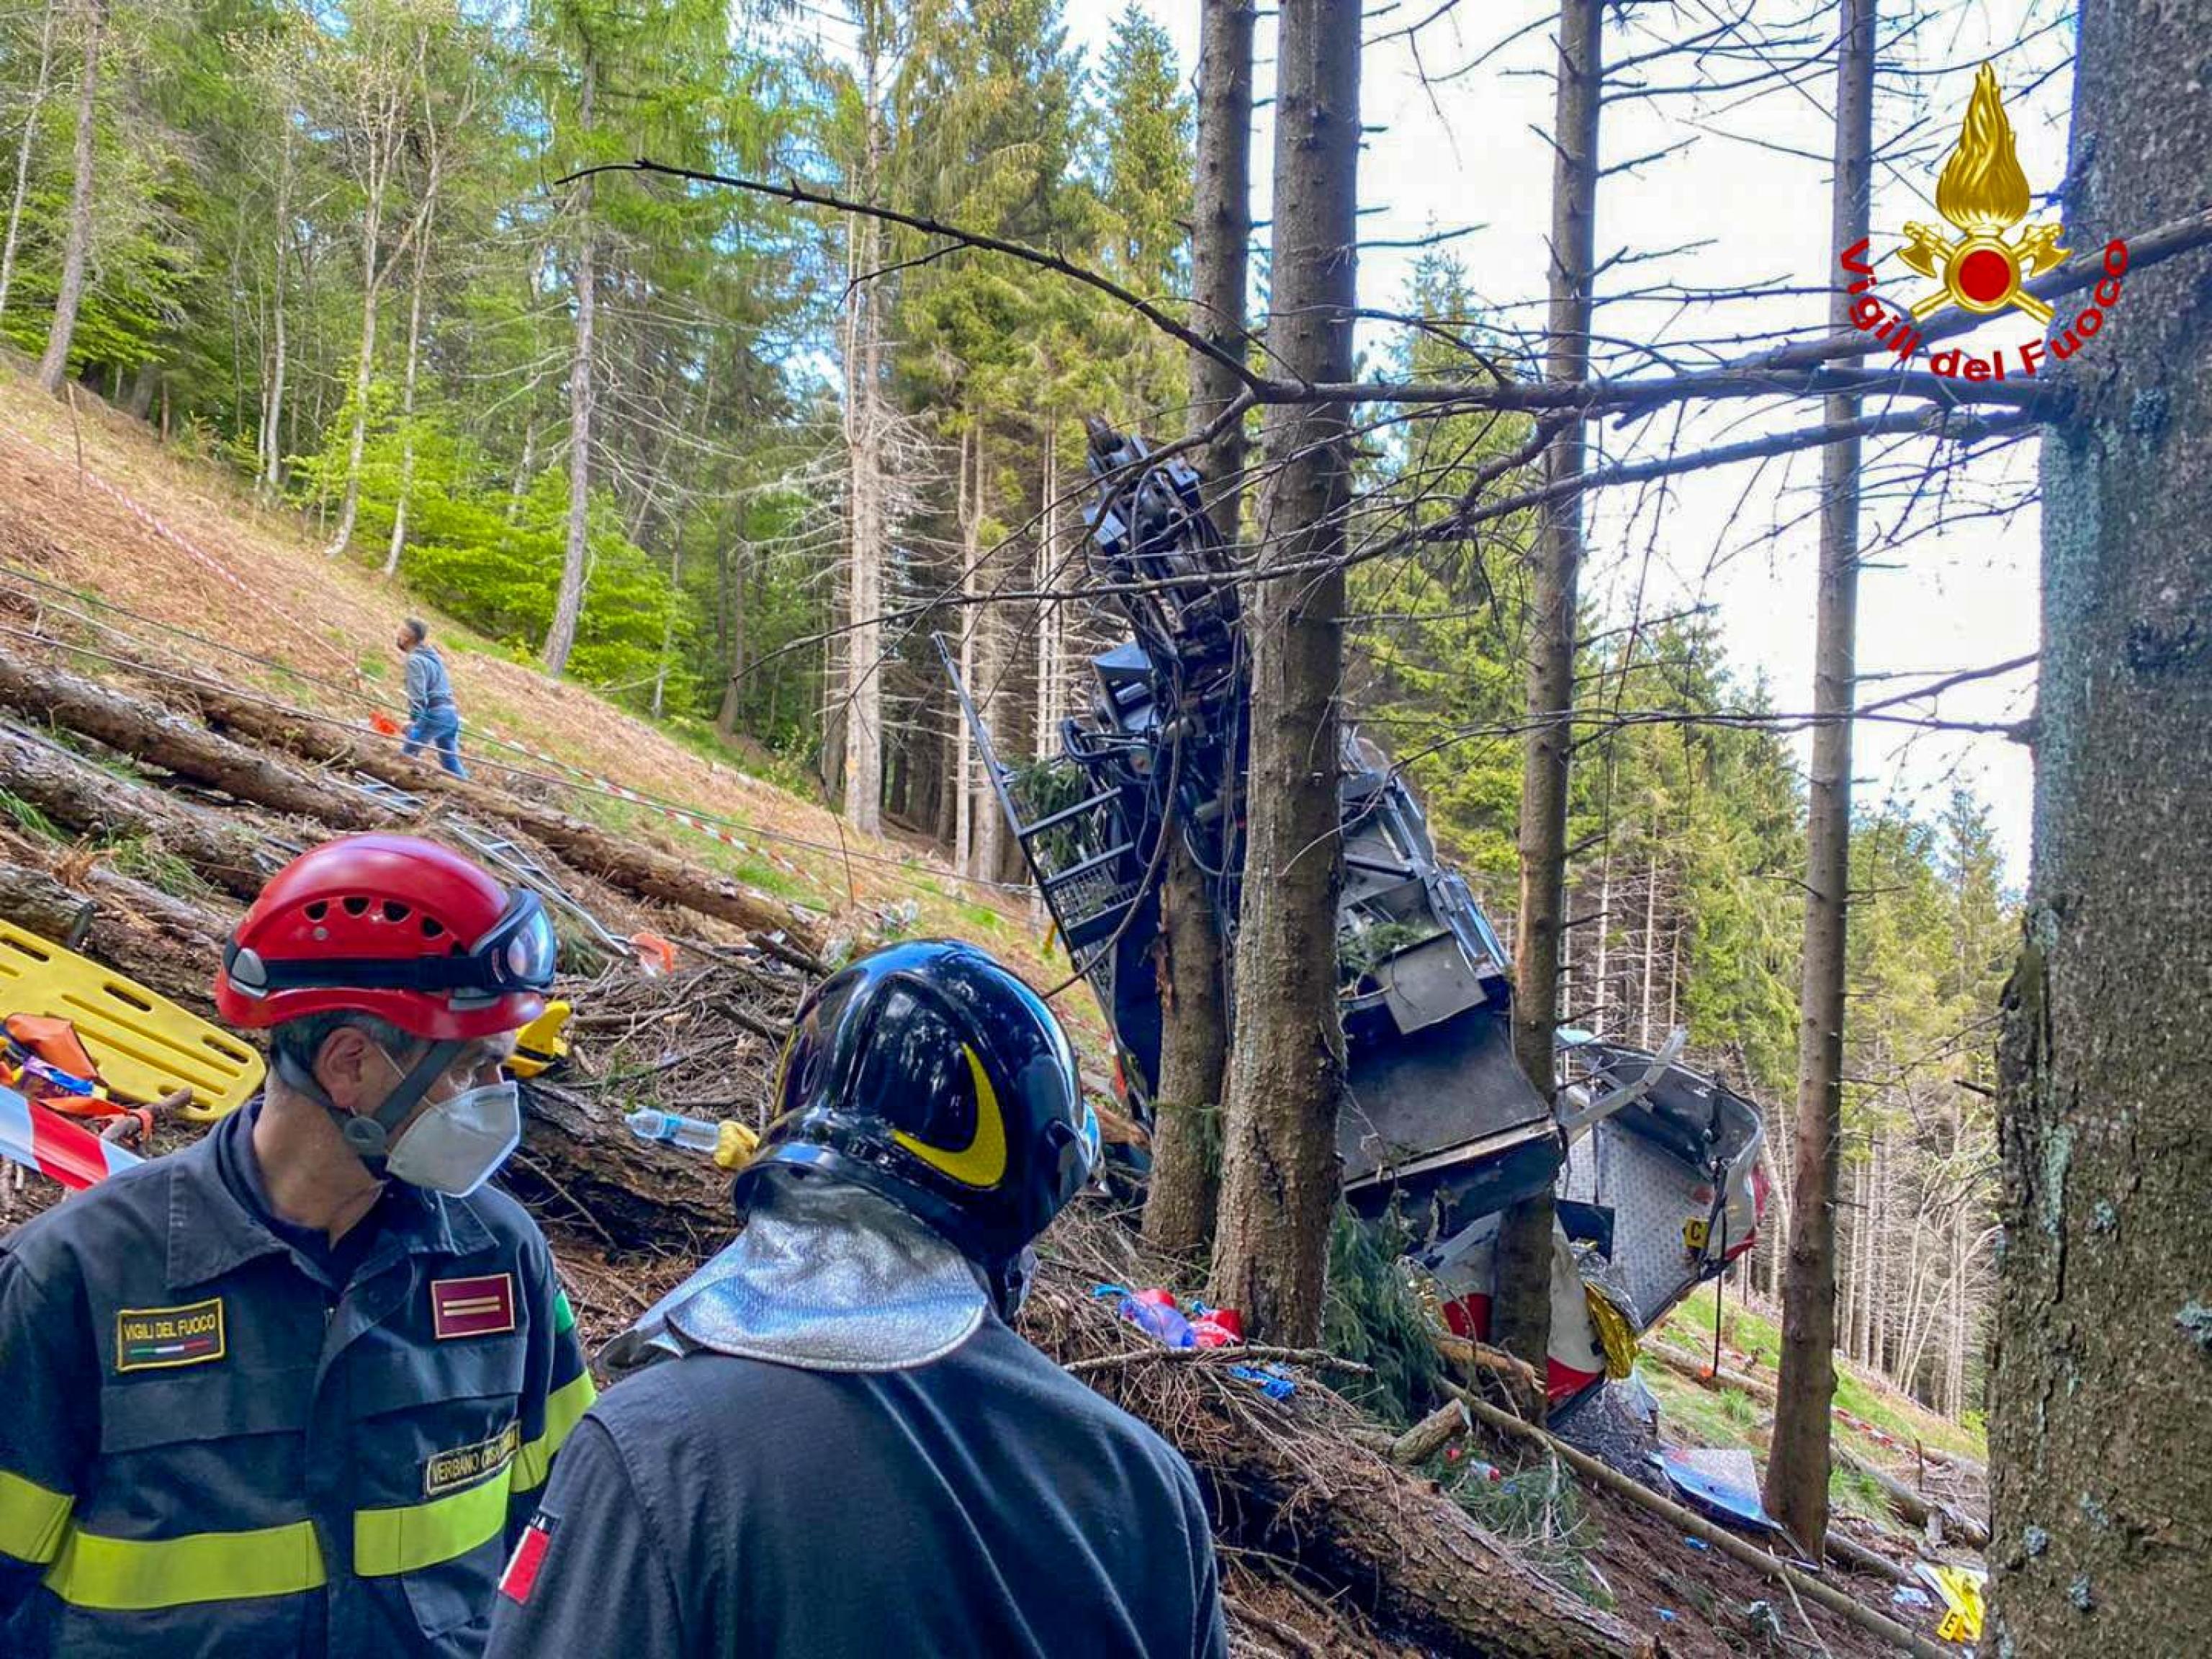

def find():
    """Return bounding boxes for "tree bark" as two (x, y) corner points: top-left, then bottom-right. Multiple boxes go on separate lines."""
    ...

(0, 649), (382, 828)
(0, 838), (237, 1018)
(34, 0), (106, 397)
(1494, 0), (1601, 1406)
(1185, 0), (1254, 531)
(1143, 0), (1252, 1262)
(0, 724), (289, 900)
(714, 538), (748, 737)
(0, 0), (60, 325)
(322, 144), (387, 557)
(1205, 0), (1357, 1346)
(953, 422), (979, 876)
(382, 204), (433, 578)
(544, 56), (596, 676)
(260, 116), (295, 497)
(839, 38), (887, 837)
(1764, 0), (1873, 1555)
(1991, 13), (2212, 1632)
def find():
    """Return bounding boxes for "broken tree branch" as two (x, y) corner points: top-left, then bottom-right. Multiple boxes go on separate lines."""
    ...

(1453, 1388), (1952, 1659)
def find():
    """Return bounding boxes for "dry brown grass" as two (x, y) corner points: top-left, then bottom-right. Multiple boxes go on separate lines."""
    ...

(0, 370), (1114, 1057)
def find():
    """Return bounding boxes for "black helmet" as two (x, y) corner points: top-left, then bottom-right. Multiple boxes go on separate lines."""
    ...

(739, 940), (1100, 1271)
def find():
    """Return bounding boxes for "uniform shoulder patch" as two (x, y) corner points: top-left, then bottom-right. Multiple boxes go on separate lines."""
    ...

(115, 1297), (226, 1372)
(498, 1510), (558, 1605)
(431, 1272), (516, 1339)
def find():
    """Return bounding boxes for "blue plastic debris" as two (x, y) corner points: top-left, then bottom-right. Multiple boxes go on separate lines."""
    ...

(1892, 1585), (1935, 1610)
(1227, 1364), (1298, 1401)
(1660, 1446), (1784, 1534)
(1655, 1609), (1678, 1624)
(1682, 1536), (1709, 1552)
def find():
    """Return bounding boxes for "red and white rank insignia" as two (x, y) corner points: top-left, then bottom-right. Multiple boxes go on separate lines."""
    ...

(431, 1272), (516, 1340)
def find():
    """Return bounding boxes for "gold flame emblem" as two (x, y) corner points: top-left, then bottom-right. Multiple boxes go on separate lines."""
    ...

(1899, 65), (2067, 324)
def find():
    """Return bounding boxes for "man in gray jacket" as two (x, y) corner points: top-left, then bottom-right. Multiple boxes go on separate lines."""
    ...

(398, 619), (467, 778)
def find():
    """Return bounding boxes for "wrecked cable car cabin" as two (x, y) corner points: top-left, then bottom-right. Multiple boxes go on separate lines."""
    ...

(940, 421), (1765, 1407)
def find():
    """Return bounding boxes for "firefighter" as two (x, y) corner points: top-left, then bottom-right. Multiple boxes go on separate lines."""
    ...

(485, 940), (1228, 1659)
(0, 834), (595, 1657)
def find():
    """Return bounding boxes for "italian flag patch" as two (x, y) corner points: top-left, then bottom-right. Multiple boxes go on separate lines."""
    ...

(499, 1511), (557, 1605)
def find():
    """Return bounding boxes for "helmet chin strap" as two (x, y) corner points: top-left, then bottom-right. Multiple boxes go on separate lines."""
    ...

(272, 1038), (464, 1173)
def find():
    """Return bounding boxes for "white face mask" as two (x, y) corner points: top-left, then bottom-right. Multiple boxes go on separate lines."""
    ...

(375, 1048), (521, 1197)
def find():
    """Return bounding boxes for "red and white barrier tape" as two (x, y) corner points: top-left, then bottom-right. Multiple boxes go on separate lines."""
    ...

(0, 1084), (143, 1190)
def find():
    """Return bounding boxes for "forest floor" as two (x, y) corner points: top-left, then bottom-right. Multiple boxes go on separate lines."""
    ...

(0, 367), (1986, 1656)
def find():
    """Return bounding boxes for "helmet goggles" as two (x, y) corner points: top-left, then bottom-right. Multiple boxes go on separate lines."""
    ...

(226, 889), (559, 1007)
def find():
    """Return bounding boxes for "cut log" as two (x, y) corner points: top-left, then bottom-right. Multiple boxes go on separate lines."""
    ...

(0, 649), (382, 829)
(509, 1077), (736, 1254)
(1174, 1397), (1655, 1656)
(0, 837), (238, 1016)
(168, 680), (821, 950)
(0, 722), (295, 899)
(1825, 1526), (1920, 1586)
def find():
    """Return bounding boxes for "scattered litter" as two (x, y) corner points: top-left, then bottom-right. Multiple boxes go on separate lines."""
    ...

(1918, 1562), (1988, 1642)
(1658, 1445), (1783, 1534)
(1892, 1585), (1935, 1609)
(1187, 1302), (1244, 1348)
(1655, 1609), (1676, 1624)
(1743, 1599), (1785, 1639)
(1681, 1536), (1709, 1552)
(1226, 1364), (1297, 1401)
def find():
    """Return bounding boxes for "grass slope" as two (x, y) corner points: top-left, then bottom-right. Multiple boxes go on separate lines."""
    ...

(0, 369), (1091, 1037)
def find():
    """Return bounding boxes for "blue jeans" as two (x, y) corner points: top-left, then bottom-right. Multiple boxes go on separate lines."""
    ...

(403, 706), (467, 778)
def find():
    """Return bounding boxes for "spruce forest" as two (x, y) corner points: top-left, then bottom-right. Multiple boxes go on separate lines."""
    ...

(2, 0), (2207, 1650)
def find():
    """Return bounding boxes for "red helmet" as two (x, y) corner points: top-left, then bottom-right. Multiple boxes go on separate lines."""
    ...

(216, 835), (554, 1040)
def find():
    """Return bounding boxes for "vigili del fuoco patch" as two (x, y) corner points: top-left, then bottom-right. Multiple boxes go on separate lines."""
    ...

(114, 1297), (226, 1372)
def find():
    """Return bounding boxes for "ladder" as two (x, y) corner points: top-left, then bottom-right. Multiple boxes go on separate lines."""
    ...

(932, 633), (1139, 954)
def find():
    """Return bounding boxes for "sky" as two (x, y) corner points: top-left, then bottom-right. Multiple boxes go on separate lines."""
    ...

(1048, 1), (2080, 885)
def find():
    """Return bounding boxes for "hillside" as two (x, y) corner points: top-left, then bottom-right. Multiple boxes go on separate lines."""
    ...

(0, 366), (1084, 1004)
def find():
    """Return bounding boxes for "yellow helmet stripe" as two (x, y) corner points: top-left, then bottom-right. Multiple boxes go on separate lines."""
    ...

(891, 1045), (1007, 1189)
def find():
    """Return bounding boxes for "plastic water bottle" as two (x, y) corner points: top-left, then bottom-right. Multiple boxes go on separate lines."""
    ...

(625, 1109), (721, 1154)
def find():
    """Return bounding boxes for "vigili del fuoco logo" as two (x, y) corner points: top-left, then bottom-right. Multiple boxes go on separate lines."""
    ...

(1840, 63), (2128, 381)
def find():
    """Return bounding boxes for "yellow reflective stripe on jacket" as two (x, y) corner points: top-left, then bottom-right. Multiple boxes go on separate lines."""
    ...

(42, 1520), (325, 1611)
(354, 1467), (513, 1578)
(512, 1367), (596, 1495)
(0, 1469), (73, 1565)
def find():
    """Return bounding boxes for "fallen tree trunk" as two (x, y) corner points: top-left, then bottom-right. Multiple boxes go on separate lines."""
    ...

(1454, 1389), (1952, 1659)
(0, 838), (238, 1015)
(1836, 1442), (1989, 1549)
(170, 680), (819, 950)
(0, 723), (295, 899)
(511, 1076), (738, 1254)
(0, 649), (382, 829)
(1825, 1527), (1919, 1586)
(1645, 1339), (1776, 1401)
(1187, 1404), (1655, 1656)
